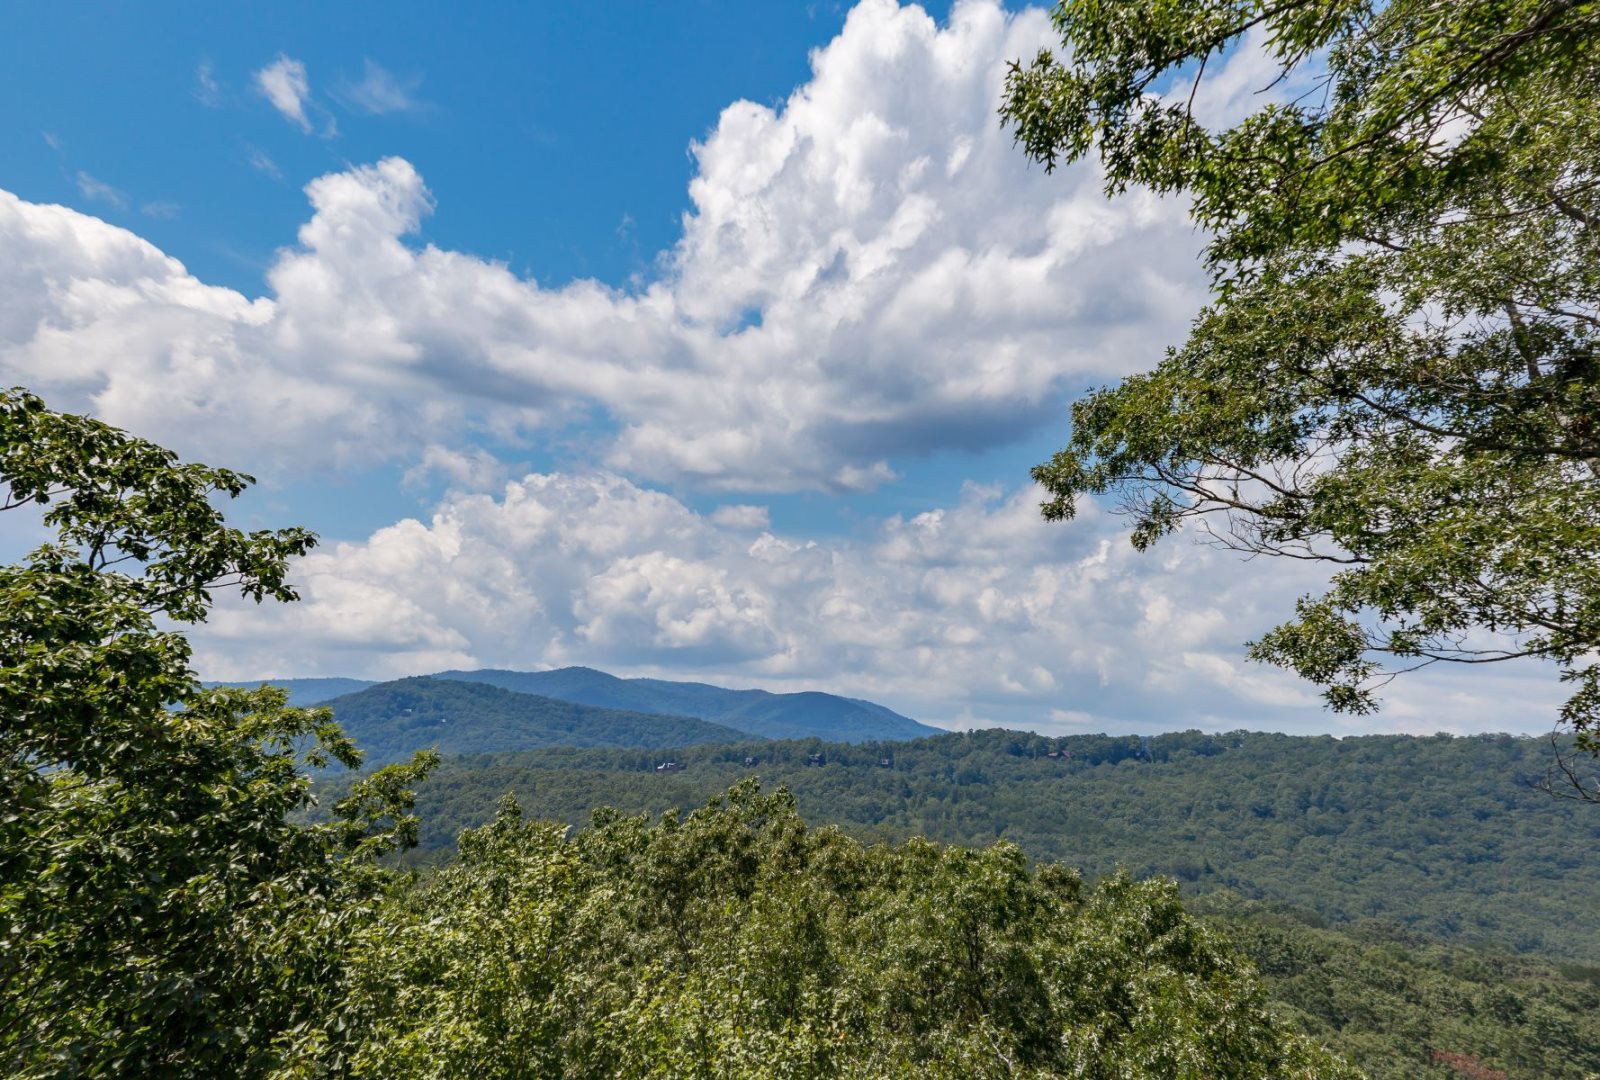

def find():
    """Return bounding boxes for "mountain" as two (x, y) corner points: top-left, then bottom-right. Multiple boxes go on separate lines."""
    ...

(207, 676), (376, 707)
(207, 666), (939, 742)
(433, 666), (941, 741)
(314, 677), (749, 767)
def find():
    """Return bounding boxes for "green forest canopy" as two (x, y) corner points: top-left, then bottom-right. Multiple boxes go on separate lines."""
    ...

(380, 728), (1600, 964)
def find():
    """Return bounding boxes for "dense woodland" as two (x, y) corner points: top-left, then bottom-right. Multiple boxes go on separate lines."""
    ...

(374, 728), (1600, 964)
(313, 783), (1362, 1078)
(311, 731), (1600, 1078)
(1201, 900), (1600, 1080)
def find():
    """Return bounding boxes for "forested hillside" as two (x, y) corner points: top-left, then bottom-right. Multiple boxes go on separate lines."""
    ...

(380, 729), (1600, 964)
(1198, 899), (1600, 1079)
(315, 677), (748, 765)
(316, 783), (1359, 1078)
(212, 665), (942, 741)
(327, 730), (1600, 1078)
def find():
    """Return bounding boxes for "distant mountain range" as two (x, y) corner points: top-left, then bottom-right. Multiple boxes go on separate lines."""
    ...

(210, 666), (941, 751)
(301, 677), (746, 766)
(435, 667), (938, 742)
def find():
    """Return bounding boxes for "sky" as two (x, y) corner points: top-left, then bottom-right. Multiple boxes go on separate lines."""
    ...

(0, 0), (1563, 735)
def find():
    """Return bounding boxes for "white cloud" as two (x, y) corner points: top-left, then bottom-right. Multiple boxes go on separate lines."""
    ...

(341, 59), (423, 115)
(141, 200), (180, 220)
(403, 444), (508, 492)
(192, 472), (1563, 736)
(255, 55), (334, 135)
(255, 55), (311, 131)
(711, 504), (771, 530)
(0, 1), (1224, 491)
(74, 172), (127, 209)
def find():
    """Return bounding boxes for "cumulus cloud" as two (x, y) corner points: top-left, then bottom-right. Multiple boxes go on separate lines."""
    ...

(0, 1), (1227, 491)
(191, 472), (1562, 735)
(403, 444), (509, 492)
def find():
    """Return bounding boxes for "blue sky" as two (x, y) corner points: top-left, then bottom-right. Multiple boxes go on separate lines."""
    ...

(9, 2), (892, 290)
(7, 0), (1012, 539)
(0, 1), (1562, 734)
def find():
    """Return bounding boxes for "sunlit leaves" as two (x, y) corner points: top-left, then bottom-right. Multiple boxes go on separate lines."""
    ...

(0, 388), (432, 1077)
(318, 780), (1358, 1078)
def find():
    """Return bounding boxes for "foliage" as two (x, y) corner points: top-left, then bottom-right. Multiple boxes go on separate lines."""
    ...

(315, 676), (750, 767)
(1000, 0), (1600, 763)
(377, 728), (1600, 964)
(311, 781), (1357, 1078)
(0, 388), (432, 1078)
(210, 676), (377, 708)
(1198, 896), (1600, 1079)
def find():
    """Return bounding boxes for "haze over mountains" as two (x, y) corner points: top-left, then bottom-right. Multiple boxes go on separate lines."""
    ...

(213, 665), (942, 746)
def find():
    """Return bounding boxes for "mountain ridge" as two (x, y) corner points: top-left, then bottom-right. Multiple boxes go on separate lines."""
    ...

(212, 666), (941, 743)
(435, 666), (941, 742)
(307, 676), (749, 766)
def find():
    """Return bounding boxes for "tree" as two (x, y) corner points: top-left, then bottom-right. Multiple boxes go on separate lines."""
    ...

(1000, 0), (1600, 782)
(0, 388), (434, 1077)
(326, 780), (1360, 1078)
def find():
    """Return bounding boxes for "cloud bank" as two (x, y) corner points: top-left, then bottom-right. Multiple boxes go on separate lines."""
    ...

(194, 472), (1561, 734)
(1, 1), (1210, 491)
(0, 0), (1558, 734)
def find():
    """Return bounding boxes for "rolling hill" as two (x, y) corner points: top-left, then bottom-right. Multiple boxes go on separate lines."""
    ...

(210, 666), (939, 743)
(313, 726), (1600, 1078)
(434, 666), (941, 741)
(312, 677), (748, 766)
(368, 727), (1600, 966)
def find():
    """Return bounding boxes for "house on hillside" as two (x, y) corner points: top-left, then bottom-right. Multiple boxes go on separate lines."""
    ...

(655, 761), (684, 773)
